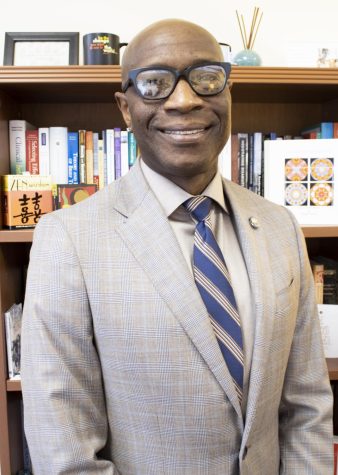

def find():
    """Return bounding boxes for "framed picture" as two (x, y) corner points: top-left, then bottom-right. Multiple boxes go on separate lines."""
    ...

(264, 138), (338, 225)
(3, 32), (79, 66)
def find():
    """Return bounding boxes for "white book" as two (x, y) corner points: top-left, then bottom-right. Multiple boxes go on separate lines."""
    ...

(106, 129), (115, 184)
(4, 303), (23, 379)
(120, 130), (129, 177)
(9, 120), (35, 174)
(318, 304), (338, 357)
(38, 127), (50, 176)
(49, 127), (68, 184)
(218, 137), (231, 180)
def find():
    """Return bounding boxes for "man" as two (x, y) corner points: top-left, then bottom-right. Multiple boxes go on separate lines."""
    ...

(21, 19), (333, 474)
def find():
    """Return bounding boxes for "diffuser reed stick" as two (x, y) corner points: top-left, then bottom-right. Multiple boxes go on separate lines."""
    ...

(236, 7), (263, 50)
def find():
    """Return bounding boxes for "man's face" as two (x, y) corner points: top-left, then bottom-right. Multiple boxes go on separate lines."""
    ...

(116, 22), (231, 185)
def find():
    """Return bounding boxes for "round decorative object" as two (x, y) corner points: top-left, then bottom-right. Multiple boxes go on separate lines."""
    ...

(285, 158), (308, 181)
(310, 158), (334, 181)
(285, 183), (308, 206)
(249, 216), (259, 229)
(310, 183), (333, 206)
(233, 49), (262, 66)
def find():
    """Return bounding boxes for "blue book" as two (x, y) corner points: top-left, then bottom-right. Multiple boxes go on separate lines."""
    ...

(68, 132), (79, 184)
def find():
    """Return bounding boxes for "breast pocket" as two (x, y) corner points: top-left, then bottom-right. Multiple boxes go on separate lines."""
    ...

(275, 277), (298, 318)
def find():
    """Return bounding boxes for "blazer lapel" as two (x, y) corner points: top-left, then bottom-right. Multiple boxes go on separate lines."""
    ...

(223, 179), (277, 437)
(113, 163), (243, 420)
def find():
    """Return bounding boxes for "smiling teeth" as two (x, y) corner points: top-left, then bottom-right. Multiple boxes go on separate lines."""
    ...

(163, 129), (204, 135)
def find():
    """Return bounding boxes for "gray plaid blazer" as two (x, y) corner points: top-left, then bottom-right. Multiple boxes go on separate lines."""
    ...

(21, 160), (333, 474)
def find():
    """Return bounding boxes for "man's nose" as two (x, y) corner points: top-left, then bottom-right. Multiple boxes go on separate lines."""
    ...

(163, 78), (204, 112)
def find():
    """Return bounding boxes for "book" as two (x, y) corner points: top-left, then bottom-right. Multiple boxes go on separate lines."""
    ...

(55, 183), (97, 209)
(38, 127), (50, 176)
(78, 129), (86, 183)
(311, 262), (324, 305)
(301, 122), (334, 139)
(128, 130), (137, 168)
(105, 129), (115, 184)
(85, 131), (94, 184)
(25, 129), (39, 174)
(68, 131), (79, 184)
(9, 120), (35, 174)
(334, 435), (338, 475)
(93, 132), (99, 186)
(4, 303), (22, 379)
(120, 130), (129, 176)
(114, 127), (122, 179)
(218, 138), (231, 179)
(318, 304), (338, 357)
(1, 174), (53, 229)
(264, 138), (338, 225)
(49, 127), (68, 184)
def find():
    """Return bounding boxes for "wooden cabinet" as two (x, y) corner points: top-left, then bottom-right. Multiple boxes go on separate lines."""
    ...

(0, 65), (337, 474)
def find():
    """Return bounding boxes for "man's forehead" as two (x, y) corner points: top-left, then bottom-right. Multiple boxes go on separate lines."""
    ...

(123, 26), (221, 73)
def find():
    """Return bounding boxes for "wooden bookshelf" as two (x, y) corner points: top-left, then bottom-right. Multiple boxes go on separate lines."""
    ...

(1, 65), (338, 475)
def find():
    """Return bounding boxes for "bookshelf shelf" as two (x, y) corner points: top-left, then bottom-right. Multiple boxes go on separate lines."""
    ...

(302, 226), (338, 238)
(6, 380), (21, 392)
(0, 229), (34, 243)
(0, 65), (338, 475)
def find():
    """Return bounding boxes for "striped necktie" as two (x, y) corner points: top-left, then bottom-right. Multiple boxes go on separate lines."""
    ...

(184, 195), (244, 401)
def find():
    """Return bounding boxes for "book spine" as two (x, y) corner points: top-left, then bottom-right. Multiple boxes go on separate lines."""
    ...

(253, 132), (263, 195)
(26, 130), (39, 175)
(4, 312), (14, 378)
(9, 120), (34, 174)
(38, 127), (50, 176)
(78, 129), (86, 183)
(105, 129), (115, 184)
(114, 127), (122, 179)
(68, 132), (79, 185)
(312, 263), (324, 305)
(93, 132), (99, 184)
(85, 131), (94, 184)
(98, 138), (104, 190)
(127, 130), (137, 168)
(120, 130), (129, 176)
(49, 127), (68, 184)
(237, 133), (248, 188)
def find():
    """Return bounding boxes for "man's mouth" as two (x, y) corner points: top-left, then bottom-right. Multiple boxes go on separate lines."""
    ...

(162, 128), (206, 135)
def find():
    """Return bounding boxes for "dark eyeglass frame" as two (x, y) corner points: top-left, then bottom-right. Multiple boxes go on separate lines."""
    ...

(121, 61), (232, 99)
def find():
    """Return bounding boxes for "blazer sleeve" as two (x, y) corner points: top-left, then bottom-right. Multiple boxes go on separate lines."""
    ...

(278, 210), (333, 474)
(21, 213), (120, 475)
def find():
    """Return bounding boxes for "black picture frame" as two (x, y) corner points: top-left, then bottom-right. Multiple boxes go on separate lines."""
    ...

(3, 32), (79, 66)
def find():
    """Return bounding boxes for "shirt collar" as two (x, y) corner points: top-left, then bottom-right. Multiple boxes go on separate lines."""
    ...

(140, 158), (228, 217)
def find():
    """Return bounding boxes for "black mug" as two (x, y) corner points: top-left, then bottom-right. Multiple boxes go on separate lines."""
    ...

(83, 33), (128, 65)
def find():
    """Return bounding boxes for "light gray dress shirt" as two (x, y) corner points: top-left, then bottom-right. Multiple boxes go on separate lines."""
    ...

(140, 159), (253, 412)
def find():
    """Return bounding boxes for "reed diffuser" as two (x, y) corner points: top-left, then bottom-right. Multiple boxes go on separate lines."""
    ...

(233, 7), (263, 66)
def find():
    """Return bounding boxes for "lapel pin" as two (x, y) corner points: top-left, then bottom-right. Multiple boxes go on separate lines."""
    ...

(249, 216), (259, 229)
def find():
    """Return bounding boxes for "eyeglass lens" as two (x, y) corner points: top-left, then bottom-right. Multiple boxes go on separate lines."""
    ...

(135, 64), (227, 99)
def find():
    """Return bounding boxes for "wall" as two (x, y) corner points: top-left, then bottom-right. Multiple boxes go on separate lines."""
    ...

(0, 0), (338, 66)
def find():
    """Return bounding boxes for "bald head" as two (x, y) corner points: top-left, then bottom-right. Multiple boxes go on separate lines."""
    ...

(121, 19), (223, 82)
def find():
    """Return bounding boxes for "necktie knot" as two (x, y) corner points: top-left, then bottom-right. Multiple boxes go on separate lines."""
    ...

(184, 196), (212, 223)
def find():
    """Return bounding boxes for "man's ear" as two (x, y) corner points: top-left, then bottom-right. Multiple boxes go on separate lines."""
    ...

(227, 80), (233, 91)
(115, 92), (132, 129)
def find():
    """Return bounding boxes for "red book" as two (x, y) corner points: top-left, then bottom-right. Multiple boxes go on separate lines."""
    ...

(334, 435), (338, 475)
(26, 130), (39, 175)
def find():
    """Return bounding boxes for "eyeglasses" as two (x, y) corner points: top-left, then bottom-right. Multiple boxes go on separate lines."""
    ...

(121, 62), (231, 100)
